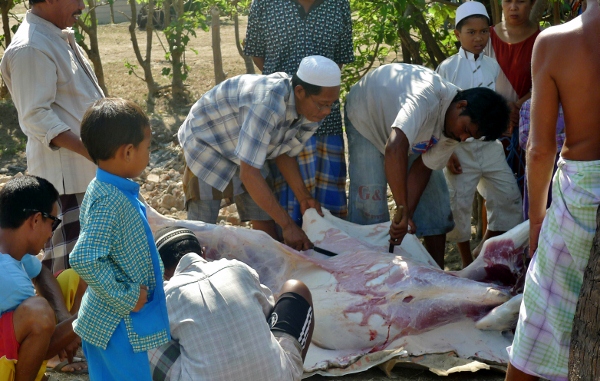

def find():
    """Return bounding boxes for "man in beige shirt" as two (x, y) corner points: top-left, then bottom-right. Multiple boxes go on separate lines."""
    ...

(1, 0), (104, 273)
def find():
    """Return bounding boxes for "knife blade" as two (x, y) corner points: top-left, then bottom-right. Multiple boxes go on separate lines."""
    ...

(313, 246), (338, 257)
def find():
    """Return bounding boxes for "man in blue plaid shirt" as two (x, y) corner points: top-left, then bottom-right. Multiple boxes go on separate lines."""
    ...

(179, 56), (341, 251)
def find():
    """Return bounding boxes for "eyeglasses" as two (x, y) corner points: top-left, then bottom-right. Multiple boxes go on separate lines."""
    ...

(310, 97), (340, 112)
(23, 209), (62, 231)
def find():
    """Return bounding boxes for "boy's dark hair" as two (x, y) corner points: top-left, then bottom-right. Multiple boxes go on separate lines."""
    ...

(155, 226), (203, 270)
(292, 74), (323, 96)
(455, 14), (490, 32)
(0, 175), (59, 229)
(452, 88), (510, 141)
(80, 98), (149, 164)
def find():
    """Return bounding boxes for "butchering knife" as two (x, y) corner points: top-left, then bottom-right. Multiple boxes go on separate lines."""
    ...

(313, 246), (338, 257)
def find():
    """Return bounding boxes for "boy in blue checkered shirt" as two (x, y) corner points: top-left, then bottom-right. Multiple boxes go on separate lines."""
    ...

(70, 98), (170, 380)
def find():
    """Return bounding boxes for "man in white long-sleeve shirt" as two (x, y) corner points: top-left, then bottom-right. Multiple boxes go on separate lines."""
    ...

(1, 0), (104, 273)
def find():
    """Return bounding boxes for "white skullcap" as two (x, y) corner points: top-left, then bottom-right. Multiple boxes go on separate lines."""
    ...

(455, 1), (489, 26)
(296, 55), (341, 87)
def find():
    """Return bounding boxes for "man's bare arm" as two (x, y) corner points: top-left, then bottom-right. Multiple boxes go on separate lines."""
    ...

(385, 128), (414, 243)
(527, 34), (559, 255)
(516, 92), (531, 109)
(239, 161), (313, 250)
(51, 131), (94, 162)
(32, 266), (71, 323)
(252, 57), (264, 72)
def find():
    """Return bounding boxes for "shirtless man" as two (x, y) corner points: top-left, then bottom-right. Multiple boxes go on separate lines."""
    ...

(505, 1), (600, 379)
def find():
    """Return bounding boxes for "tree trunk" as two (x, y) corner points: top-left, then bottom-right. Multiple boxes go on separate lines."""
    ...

(163, 0), (171, 29)
(553, 0), (561, 25)
(128, 0), (159, 112)
(76, 0), (109, 95)
(397, 27), (422, 65)
(232, 6), (254, 74)
(211, 6), (226, 85)
(400, 41), (411, 64)
(109, 0), (115, 24)
(409, 4), (447, 67)
(530, 0), (548, 23)
(0, 0), (14, 98)
(170, 0), (186, 102)
(569, 206), (600, 380)
(485, 0), (502, 26)
(0, 0), (13, 49)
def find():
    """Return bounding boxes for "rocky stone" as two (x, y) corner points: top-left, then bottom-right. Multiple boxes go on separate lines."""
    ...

(160, 194), (181, 209)
(147, 173), (160, 183)
(0, 145), (241, 224)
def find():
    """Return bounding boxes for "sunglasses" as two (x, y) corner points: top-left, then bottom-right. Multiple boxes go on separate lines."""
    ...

(23, 209), (62, 231)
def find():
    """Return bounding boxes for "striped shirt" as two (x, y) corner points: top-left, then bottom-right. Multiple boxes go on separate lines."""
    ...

(178, 73), (318, 192)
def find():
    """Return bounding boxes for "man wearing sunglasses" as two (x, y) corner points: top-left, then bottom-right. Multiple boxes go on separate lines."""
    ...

(345, 64), (510, 269)
(179, 55), (341, 251)
(0, 175), (87, 381)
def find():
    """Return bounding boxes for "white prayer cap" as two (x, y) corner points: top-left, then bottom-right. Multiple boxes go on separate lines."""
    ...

(296, 55), (341, 87)
(455, 1), (489, 26)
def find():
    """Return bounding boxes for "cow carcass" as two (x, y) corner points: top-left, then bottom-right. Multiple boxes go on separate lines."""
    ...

(147, 207), (529, 376)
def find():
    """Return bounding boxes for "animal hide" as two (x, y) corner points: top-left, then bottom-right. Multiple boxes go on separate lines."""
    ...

(147, 207), (529, 376)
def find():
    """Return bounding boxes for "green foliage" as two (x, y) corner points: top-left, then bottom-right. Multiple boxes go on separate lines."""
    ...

(0, 134), (25, 157)
(124, 61), (138, 75)
(72, 0), (100, 45)
(0, 8), (22, 50)
(161, 8), (207, 82)
(427, 2), (457, 56)
(341, 0), (459, 100)
(341, 0), (400, 97)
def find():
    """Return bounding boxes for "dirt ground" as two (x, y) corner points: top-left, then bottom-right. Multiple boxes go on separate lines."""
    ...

(1, 10), (503, 381)
(45, 366), (505, 381)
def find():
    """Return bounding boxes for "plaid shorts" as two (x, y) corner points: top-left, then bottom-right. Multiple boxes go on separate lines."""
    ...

(270, 134), (347, 226)
(508, 158), (600, 380)
(43, 193), (85, 273)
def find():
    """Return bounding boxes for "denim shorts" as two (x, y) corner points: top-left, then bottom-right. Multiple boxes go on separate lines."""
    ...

(346, 112), (454, 236)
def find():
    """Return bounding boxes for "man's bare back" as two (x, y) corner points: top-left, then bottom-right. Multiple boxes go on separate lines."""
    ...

(531, 0), (600, 161)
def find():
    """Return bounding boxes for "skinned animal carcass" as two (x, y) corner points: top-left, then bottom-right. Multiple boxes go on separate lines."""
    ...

(147, 207), (529, 376)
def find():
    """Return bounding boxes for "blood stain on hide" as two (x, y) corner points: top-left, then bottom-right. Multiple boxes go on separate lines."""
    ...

(369, 330), (377, 341)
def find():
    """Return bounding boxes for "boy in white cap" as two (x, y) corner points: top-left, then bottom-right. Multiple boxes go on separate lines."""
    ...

(179, 55), (340, 251)
(436, 1), (522, 267)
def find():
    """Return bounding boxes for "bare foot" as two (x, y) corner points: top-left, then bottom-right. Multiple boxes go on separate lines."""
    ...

(47, 356), (88, 373)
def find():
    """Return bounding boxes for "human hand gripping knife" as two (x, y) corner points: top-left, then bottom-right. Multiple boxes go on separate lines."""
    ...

(388, 205), (404, 253)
